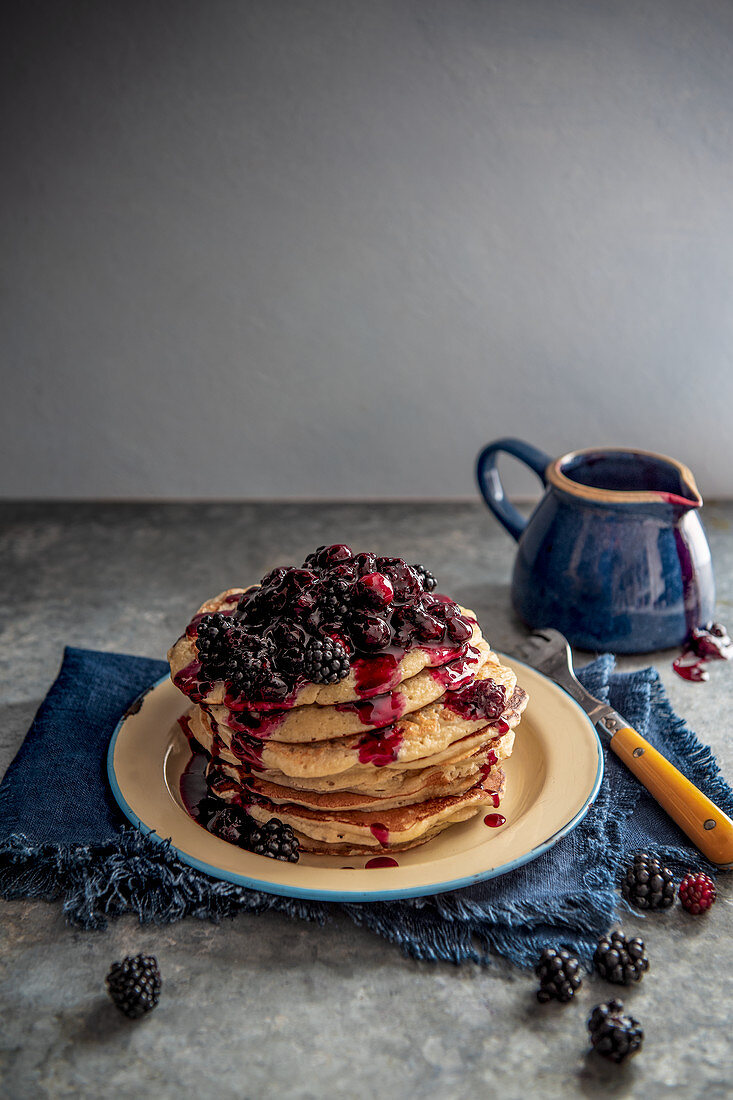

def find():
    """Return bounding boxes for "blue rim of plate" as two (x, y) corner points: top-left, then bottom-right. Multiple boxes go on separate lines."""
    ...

(106, 659), (604, 902)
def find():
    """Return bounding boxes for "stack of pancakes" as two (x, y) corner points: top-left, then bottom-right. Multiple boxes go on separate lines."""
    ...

(169, 584), (529, 857)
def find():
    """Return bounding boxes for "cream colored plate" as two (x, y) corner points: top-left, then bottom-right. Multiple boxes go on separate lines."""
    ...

(107, 658), (603, 901)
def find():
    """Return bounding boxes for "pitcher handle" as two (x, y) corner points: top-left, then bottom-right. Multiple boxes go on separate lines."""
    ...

(476, 438), (552, 541)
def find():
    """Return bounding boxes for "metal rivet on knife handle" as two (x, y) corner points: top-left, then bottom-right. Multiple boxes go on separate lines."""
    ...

(704, 819), (716, 830)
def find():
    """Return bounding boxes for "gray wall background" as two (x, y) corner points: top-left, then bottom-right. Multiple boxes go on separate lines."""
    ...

(3, 0), (733, 500)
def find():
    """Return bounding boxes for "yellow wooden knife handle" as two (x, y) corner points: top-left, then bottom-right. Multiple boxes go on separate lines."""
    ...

(610, 726), (733, 868)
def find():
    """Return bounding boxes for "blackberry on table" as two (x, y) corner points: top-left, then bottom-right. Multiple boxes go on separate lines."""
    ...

(594, 931), (649, 985)
(679, 871), (717, 914)
(413, 564), (438, 592)
(249, 818), (300, 862)
(588, 999), (643, 1063)
(106, 954), (162, 1019)
(535, 947), (582, 1003)
(303, 637), (351, 684)
(621, 852), (675, 910)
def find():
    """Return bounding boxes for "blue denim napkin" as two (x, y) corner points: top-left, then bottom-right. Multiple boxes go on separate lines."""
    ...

(1, 647), (730, 966)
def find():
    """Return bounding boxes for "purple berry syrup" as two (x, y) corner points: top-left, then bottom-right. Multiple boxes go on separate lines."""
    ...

(335, 691), (406, 727)
(442, 677), (507, 721)
(369, 823), (390, 846)
(178, 749), (209, 820)
(357, 726), (404, 766)
(428, 645), (481, 690)
(673, 622), (732, 683)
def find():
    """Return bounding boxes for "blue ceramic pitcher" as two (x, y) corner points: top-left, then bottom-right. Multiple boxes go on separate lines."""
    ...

(476, 439), (715, 653)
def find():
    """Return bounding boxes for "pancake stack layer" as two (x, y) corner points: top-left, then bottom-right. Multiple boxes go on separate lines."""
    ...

(168, 547), (529, 856)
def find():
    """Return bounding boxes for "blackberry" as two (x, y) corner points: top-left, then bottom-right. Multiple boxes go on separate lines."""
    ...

(259, 566), (289, 588)
(309, 544), (353, 570)
(381, 561), (421, 600)
(227, 651), (264, 698)
(450, 679), (506, 721)
(303, 637), (351, 684)
(196, 613), (237, 665)
(621, 852), (675, 910)
(249, 818), (300, 862)
(413, 564), (438, 592)
(535, 947), (582, 1003)
(319, 576), (353, 620)
(207, 803), (254, 846)
(106, 954), (162, 1019)
(588, 999), (643, 1063)
(679, 871), (717, 914)
(594, 931), (649, 985)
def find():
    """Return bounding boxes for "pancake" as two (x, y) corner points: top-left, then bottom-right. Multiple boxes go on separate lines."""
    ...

(207, 736), (509, 811)
(246, 734), (509, 795)
(188, 696), (520, 788)
(202, 638), (494, 743)
(210, 769), (506, 855)
(168, 588), (485, 709)
(187, 671), (526, 780)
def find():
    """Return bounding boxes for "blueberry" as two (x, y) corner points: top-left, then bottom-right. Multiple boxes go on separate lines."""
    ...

(315, 544), (353, 569)
(350, 612), (391, 651)
(446, 614), (473, 643)
(381, 562), (421, 600)
(411, 608), (446, 642)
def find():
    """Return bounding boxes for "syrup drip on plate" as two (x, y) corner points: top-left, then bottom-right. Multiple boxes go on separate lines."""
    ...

(365, 856), (399, 868)
(484, 813), (506, 828)
(179, 751), (209, 819)
(673, 622), (732, 683)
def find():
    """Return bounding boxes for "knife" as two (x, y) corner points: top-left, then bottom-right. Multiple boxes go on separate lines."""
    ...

(516, 628), (733, 868)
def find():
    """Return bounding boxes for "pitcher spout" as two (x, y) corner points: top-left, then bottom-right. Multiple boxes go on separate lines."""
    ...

(655, 463), (702, 510)
(547, 447), (703, 510)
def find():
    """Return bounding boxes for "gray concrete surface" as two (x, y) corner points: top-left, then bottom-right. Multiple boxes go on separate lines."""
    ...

(4, 1), (733, 500)
(1, 501), (732, 1098)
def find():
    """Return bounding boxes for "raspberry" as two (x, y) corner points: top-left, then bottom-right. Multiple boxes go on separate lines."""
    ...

(679, 871), (716, 914)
